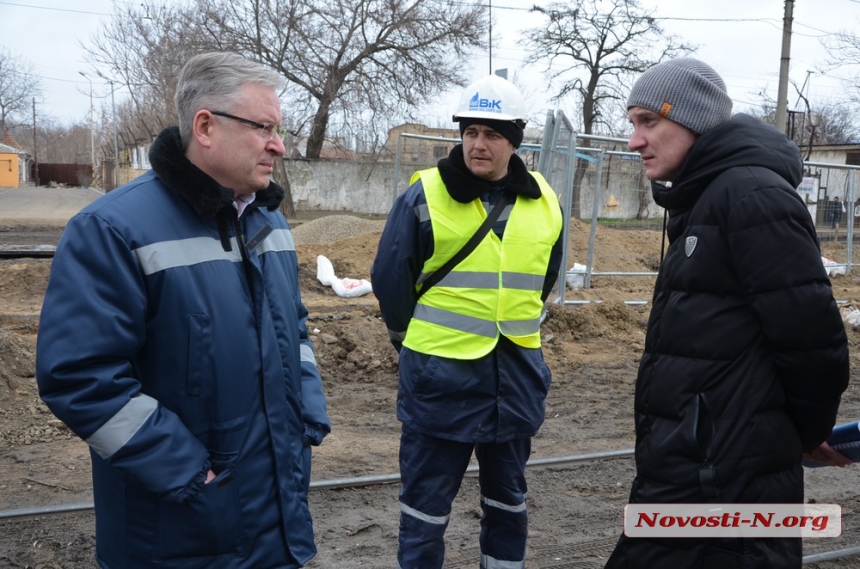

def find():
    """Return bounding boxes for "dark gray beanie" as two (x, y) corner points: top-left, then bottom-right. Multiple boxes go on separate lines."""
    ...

(627, 57), (733, 134)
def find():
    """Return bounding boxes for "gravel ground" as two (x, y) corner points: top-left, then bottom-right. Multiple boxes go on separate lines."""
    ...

(292, 215), (387, 244)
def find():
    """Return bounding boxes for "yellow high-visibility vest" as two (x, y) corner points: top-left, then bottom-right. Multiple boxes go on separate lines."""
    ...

(403, 168), (562, 359)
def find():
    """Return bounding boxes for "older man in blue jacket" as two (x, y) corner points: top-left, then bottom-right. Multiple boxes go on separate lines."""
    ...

(36, 52), (330, 568)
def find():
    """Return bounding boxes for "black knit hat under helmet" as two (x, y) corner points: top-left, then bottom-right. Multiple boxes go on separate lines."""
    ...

(458, 118), (524, 149)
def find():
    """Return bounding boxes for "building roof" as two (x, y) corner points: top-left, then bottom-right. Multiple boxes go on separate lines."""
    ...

(1, 130), (22, 149)
(0, 142), (20, 154)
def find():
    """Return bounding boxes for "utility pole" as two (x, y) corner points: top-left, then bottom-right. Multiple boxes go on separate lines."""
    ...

(775, 0), (794, 135)
(97, 71), (120, 190)
(32, 98), (39, 186)
(79, 72), (95, 186)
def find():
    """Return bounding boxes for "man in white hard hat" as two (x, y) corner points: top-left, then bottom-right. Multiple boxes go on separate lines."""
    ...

(372, 75), (564, 568)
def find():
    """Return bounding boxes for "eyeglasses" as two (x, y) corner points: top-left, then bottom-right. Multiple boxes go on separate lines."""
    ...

(210, 110), (286, 141)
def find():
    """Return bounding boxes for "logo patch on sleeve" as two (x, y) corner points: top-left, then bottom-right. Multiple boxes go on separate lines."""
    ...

(685, 236), (698, 257)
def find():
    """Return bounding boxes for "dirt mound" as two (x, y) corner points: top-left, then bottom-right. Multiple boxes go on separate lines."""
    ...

(292, 215), (386, 244)
(0, 260), (51, 313)
(545, 301), (646, 340)
(566, 218), (663, 271)
(0, 325), (70, 448)
(0, 327), (36, 399)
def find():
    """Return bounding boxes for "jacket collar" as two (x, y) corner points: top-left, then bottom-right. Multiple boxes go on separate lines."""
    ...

(437, 144), (541, 203)
(148, 126), (285, 218)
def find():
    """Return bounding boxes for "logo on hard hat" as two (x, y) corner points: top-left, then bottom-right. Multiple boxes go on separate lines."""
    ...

(468, 91), (503, 114)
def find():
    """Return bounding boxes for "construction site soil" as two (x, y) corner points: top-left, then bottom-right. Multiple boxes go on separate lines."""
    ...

(3, 212), (860, 568)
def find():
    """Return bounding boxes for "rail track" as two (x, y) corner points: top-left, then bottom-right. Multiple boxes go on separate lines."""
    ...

(3, 450), (860, 568)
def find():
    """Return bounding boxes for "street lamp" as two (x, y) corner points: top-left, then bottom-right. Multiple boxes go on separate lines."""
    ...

(96, 71), (120, 190)
(78, 72), (95, 187)
(488, 0), (492, 75)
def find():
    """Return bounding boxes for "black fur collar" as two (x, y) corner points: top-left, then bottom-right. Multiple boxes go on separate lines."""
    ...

(148, 126), (285, 218)
(437, 145), (541, 203)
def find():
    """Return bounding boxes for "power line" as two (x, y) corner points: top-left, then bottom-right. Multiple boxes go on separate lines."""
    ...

(658, 16), (776, 22)
(0, 1), (112, 15)
(19, 70), (105, 85)
(0, 0), (175, 15)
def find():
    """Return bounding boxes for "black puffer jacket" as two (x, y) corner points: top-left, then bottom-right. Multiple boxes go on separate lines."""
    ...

(607, 114), (849, 568)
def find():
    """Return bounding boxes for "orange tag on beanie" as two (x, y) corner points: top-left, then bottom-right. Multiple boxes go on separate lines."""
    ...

(659, 102), (672, 118)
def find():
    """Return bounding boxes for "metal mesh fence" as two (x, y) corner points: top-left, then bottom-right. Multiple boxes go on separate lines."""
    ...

(391, 120), (860, 305)
(804, 162), (860, 277)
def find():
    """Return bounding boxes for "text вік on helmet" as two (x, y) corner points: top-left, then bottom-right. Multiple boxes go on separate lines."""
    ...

(452, 75), (527, 126)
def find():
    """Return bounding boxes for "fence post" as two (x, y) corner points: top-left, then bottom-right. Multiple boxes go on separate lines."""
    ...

(848, 170), (856, 275)
(585, 152), (604, 289)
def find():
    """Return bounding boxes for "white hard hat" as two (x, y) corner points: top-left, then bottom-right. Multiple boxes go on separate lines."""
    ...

(452, 75), (527, 126)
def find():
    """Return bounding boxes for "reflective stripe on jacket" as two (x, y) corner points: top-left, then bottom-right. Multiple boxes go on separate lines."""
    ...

(403, 168), (562, 359)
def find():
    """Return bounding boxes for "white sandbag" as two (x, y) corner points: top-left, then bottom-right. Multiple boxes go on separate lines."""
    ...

(316, 254), (337, 286)
(840, 304), (860, 329)
(565, 263), (589, 290)
(316, 255), (373, 298)
(822, 257), (847, 276)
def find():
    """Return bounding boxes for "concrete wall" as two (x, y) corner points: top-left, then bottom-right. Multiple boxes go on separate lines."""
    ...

(284, 155), (859, 220)
(284, 158), (656, 218)
(103, 156), (657, 218)
(285, 159), (430, 214)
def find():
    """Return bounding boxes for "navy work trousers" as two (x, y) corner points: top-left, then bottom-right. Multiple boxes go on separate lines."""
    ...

(397, 426), (531, 568)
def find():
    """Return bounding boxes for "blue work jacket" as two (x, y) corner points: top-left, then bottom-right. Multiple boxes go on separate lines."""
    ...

(36, 126), (330, 568)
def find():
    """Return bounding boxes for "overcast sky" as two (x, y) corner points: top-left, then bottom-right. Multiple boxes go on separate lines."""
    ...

(1, 0), (858, 129)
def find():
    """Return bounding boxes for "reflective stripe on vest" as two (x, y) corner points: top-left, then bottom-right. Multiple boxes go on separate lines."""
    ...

(403, 168), (562, 359)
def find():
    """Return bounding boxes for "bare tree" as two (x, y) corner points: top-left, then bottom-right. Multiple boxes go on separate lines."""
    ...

(194, 0), (486, 159)
(811, 105), (860, 145)
(525, 0), (692, 216)
(86, 0), (486, 160)
(0, 48), (42, 135)
(813, 29), (860, 146)
(743, 81), (860, 156)
(12, 119), (92, 167)
(822, 29), (860, 106)
(527, 0), (691, 135)
(84, 2), (204, 142)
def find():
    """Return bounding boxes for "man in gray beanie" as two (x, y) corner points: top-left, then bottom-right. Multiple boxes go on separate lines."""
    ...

(606, 57), (850, 569)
